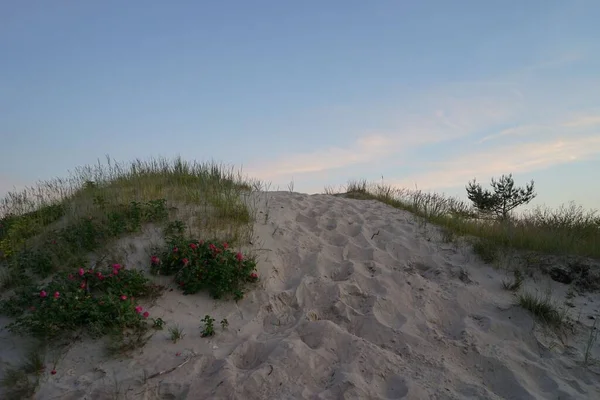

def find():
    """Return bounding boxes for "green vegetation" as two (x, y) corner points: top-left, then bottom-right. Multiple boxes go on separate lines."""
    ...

(333, 178), (600, 259)
(200, 315), (216, 337)
(466, 174), (536, 221)
(518, 291), (568, 329)
(0, 157), (261, 397)
(150, 233), (258, 300)
(168, 324), (185, 343)
(584, 318), (598, 366)
(1, 264), (161, 340)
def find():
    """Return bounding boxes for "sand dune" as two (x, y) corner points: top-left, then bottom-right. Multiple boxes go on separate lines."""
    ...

(2, 192), (599, 399)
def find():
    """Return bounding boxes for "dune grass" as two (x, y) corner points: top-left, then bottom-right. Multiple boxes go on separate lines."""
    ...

(330, 179), (600, 260)
(0, 156), (258, 284)
(0, 156), (262, 397)
(518, 291), (568, 330)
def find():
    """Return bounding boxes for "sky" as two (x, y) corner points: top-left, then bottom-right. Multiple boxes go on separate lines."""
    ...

(1, 0), (599, 211)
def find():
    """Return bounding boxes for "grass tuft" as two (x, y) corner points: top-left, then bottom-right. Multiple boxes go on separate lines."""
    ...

(168, 325), (185, 343)
(518, 291), (567, 329)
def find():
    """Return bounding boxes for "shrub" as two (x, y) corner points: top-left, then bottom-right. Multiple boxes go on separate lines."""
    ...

(1, 264), (162, 340)
(150, 238), (258, 299)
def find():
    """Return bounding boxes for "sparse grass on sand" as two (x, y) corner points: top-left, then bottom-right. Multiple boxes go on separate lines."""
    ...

(518, 291), (568, 330)
(331, 179), (600, 260)
(0, 156), (261, 398)
(330, 179), (600, 351)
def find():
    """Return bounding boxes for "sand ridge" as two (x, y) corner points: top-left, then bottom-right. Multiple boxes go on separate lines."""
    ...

(2, 192), (599, 399)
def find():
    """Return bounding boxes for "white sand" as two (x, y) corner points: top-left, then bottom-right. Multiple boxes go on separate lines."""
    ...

(2, 192), (600, 399)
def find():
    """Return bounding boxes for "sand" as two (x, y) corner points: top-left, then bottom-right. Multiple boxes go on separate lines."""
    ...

(1, 192), (599, 399)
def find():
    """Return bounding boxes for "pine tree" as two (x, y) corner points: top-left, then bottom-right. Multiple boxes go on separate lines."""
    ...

(466, 174), (536, 220)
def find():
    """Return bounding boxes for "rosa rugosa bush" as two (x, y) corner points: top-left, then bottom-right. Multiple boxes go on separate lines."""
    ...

(1, 264), (162, 340)
(150, 238), (257, 299)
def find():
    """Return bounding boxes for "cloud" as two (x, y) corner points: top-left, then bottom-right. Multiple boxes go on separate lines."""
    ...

(562, 115), (600, 128)
(251, 133), (396, 176)
(520, 52), (583, 74)
(390, 135), (600, 190)
(478, 124), (550, 144)
(246, 87), (523, 180)
(245, 52), (599, 189)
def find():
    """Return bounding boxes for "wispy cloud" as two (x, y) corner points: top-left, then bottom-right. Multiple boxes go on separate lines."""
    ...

(246, 88), (523, 180)
(392, 135), (600, 190)
(562, 115), (600, 128)
(246, 50), (599, 198)
(477, 124), (550, 144)
(521, 52), (584, 74)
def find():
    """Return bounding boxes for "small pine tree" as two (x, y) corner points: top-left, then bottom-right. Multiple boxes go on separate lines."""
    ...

(466, 174), (536, 220)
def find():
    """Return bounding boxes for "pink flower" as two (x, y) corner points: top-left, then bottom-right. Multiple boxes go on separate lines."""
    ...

(53, 291), (60, 299)
(40, 290), (47, 298)
(68, 274), (74, 280)
(135, 305), (143, 314)
(223, 242), (229, 249)
(173, 247), (179, 253)
(250, 272), (258, 280)
(182, 258), (189, 266)
(143, 311), (149, 318)
(120, 295), (128, 301)
(151, 255), (160, 265)
(199, 240), (204, 246)
(51, 369), (57, 375)
(80, 282), (86, 289)
(78, 268), (85, 276)
(209, 244), (216, 252)
(189, 243), (197, 250)
(112, 263), (122, 270)
(236, 252), (244, 262)
(112, 268), (119, 276)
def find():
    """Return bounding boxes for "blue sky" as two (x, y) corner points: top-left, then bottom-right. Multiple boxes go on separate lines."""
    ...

(1, 0), (599, 211)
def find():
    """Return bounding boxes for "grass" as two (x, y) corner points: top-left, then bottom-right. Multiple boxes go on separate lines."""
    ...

(333, 179), (600, 260)
(0, 156), (262, 397)
(518, 291), (568, 329)
(0, 367), (37, 400)
(584, 317), (598, 366)
(168, 324), (185, 343)
(0, 345), (48, 400)
(502, 269), (524, 291)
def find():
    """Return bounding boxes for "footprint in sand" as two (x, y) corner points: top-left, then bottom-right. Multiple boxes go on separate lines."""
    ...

(385, 374), (410, 399)
(229, 340), (276, 371)
(330, 260), (355, 282)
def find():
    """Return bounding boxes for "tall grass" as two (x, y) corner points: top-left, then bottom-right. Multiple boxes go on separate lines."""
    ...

(336, 179), (600, 259)
(0, 156), (260, 287)
(518, 291), (568, 330)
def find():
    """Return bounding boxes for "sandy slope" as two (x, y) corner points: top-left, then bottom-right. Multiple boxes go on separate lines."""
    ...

(2, 192), (600, 399)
